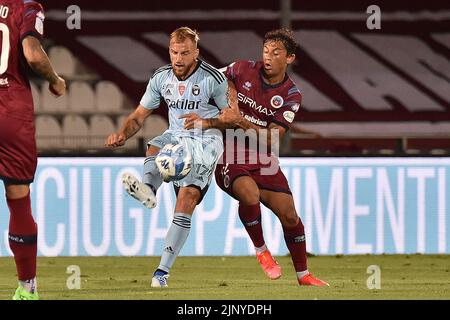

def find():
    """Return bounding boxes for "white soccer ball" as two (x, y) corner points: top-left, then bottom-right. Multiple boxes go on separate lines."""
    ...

(156, 143), (192, 182)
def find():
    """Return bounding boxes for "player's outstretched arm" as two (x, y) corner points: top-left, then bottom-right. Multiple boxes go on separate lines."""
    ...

(22, 36), (66, 97)
(105, 105), (153, 148)
(181, 81), (240, 131)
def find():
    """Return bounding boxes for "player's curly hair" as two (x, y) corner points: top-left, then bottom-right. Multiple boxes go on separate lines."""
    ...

(264, 28), (298, 55)
(170, 27), (200, 47)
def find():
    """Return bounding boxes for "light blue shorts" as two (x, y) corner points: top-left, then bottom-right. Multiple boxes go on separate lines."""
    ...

(148, 130), (224, 191)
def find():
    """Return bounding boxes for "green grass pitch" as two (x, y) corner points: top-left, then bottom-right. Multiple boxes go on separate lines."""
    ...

(0, 254), (449, 300)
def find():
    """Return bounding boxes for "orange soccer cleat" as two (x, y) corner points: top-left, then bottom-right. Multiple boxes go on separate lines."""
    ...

(298, 273), (330, 287)
(256, 249), (282, 280)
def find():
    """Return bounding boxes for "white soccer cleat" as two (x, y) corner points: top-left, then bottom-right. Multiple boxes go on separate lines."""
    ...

(122, 172), (157, 209)
(151, 274), (169, 288)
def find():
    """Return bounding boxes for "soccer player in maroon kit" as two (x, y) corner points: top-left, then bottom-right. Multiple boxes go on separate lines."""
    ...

(183, 28), (328, 286)
(0, 0), (66, 299)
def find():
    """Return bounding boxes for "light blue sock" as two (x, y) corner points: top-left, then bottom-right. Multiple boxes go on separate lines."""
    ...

(143, 155), (162, 193)
(157, 213), (192, 273)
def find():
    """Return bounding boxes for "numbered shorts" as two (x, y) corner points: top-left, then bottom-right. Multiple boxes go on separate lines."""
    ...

(214, 162), (292, 201)
(0, 115), (37, 184)
(148, 130), (223, 203)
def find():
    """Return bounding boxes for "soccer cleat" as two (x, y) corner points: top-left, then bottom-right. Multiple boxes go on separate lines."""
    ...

(12, 286), (39, 300)
(122, 172), (157, 209)
(151, 274), (169, 288)
(298, 273), (330, 287)
(256, 249), (282, 280)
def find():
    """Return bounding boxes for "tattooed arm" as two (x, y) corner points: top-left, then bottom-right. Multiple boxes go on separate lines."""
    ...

(105, 105), (153, 148)
(182, 80), (239, 131)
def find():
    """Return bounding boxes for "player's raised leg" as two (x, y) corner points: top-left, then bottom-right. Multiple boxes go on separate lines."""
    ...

(232, 176), (282, 280)
(5, 184), (40, 300)
(122, 145), (161, 209)
(260, 189), (329, 287)
(151, 186), (200, 287)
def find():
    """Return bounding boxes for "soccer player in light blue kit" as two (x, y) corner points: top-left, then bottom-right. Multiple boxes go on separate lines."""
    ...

(105, 27), (229, 287)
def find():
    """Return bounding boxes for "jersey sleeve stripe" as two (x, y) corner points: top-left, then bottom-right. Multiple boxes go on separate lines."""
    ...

(151, 65), (172, 79)
(200, 66), (222, 84)
(201, 63), (226, 82)
(288, 86), (301, 96)
(202, 63), (226, 81)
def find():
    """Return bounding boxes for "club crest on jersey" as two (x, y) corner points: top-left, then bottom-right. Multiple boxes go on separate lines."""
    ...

(271, 95), (284, 109)
(242, 81), (252, 91)
(192, 84), (200, 96)
(178, 85), (186, 96)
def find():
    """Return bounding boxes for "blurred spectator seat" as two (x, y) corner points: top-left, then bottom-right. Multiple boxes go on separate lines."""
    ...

(35, 115), (62, 149)
(89, 115), (116, 148)
(142, 115), (169, 140)
(96, 81), (123, 112)
(48, 46), (76, 77)
(69, 81), (96, 112)
(62, 115), (89, 149)
(41, 84), (68, 113)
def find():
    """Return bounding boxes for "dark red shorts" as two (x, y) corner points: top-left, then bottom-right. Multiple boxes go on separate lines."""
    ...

(0, 115), (37, 184)
(215, 162), (291, 200)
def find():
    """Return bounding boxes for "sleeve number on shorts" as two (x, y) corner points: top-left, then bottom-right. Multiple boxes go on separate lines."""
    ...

(0, 23), (10, 75)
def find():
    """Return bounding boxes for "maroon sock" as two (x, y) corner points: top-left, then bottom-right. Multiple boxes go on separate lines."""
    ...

(238, 203), (265, 248)
(7, 193), (38, 281)
(283, 219), (307, 272)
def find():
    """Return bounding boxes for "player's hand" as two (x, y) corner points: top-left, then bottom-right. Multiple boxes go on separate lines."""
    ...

(179, 113), (205, 130)
(219, 106), (242, 127)
(49, 76), (66, 97)
(105, 133), (126, 148)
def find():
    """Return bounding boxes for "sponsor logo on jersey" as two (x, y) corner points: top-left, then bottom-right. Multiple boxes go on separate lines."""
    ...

(192, 84), (200, 96)
(237, 92), (275, 116)
(283, 110), (295, 123)
(242, 81), (252, 91)
(271, 95), (284, 108)
(243, 114), (268, 127)
(165, 88), (173, 96)
(166, 98), (200, 110)
(178, 84), (186, 96)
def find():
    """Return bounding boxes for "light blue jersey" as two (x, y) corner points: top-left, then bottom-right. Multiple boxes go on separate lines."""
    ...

(140, 60), (228, 139)
(140, 60), (228, 191)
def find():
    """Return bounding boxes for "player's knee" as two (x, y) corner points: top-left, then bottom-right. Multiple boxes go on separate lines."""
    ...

(233, 185), (260, 205)
(5, 184), (30, 200)
(146, 145), (159, 157)
(232, 177), (260, 205)
(237, 192), (260, 205)
(280, 210), (300, 228)
(176, 188), (201, 212)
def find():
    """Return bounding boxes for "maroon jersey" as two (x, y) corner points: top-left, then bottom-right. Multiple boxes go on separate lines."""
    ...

(223, 60), (302, 165)
(0, 0), (44, 121)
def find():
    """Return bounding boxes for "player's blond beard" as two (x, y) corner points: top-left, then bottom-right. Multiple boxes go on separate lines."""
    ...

(175, 59), (198, 80)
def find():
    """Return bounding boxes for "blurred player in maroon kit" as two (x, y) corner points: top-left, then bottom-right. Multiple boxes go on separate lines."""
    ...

(0, 0), (66, 299)
(183, 28), (328, 286)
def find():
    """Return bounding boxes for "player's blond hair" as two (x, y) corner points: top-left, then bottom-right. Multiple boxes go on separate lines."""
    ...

(170, 27), (200, 47)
